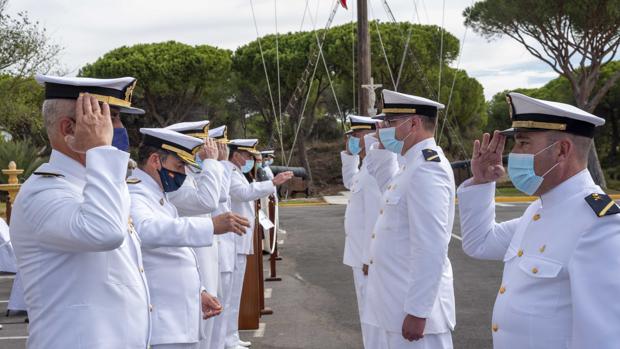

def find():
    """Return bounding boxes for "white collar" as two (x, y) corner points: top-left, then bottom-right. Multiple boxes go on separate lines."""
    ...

(403, 137), (437, 162)
(132, 168), (163, 195)
(48, 150), (86, 184)
(540, 169), (595, 207)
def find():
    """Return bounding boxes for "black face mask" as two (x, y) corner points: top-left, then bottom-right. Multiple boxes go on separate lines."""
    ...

(158, 165), (186, 193)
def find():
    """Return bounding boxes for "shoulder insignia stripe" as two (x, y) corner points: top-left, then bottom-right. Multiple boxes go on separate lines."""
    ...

(422, 149), (440, 162)
(126, 178), (141, 184)
(584, 193), (620, 217)
(33, 171), (64, 178)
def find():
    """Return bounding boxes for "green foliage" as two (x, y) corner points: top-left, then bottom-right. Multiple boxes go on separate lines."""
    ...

(231, 22), (485, 160)
(486, 61), (620, 169)
(79, 41), (234, 145)
(0, 138), (47, 184)
(0, 0), (61, 75)
(0, 75), (47, 147)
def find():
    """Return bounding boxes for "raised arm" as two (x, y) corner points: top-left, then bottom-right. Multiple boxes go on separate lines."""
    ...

(28, 147), (131, 252)
(459, 130), (518, 260)
(340, 151), (360, 190)
(168, 159), (224, 215)
(130, 192), (214, 249)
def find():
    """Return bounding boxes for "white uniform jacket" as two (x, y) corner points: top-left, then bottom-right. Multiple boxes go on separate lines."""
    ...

(129, 168), (214, 345)
(363, 138), (456, 334)
(167, 159), (224, 296)
(340, 151), (382, 268)
(10, 148), (151, 349)
(227, 161), (275, 255)
(215, 161), (236, 272)
(458, 170), (620, 349)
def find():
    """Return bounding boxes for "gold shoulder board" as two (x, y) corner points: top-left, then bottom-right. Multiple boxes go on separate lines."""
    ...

(422, 149), (440, 162)
(585, 193), (620, 217)
(126, 178), (141, 184)
(33, 171), (64, 178)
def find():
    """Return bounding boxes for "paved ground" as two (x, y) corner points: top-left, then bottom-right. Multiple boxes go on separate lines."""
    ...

(0, 203), (529, 348)
(243, 203), (529, 349)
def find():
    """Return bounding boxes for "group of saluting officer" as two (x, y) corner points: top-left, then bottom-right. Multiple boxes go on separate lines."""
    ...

(342, 89), (620, 349)
(8, 74), (294, 349)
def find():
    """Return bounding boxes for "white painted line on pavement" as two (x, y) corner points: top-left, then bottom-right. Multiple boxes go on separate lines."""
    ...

(264, 288), (272, 299)
(254, 322), (266, 338)
(0, 336), (28, 340)
(294, 272), (305, 282)
(0, 275), (15, 280)
(496, 203), (515, 207)
(451, 233), (463, 241)
(0, 300), (8, 303)
(277, 240), (284, 245)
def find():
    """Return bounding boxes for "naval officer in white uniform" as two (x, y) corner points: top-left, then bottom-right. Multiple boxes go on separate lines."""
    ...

(340, 115), (383, 347)
(129, 128), (250, 349)
(458, 92), (620, 348)
(224, 139), (293, 349)
(202, 125), (240, 349)
(10, 75), (152, 349)
(165, 120), (228, 349)
(363, 90), (456, 348)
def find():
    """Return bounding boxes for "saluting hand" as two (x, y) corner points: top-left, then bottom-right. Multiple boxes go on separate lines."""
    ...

(471, 130), (506, 185)
(402, 314), (426, 341)
(217, 142), (228, 161)
(66, 93), (113, 153)
(212, 212), (250, 236)
(272, 171), (294, 186)
(198, 137), (218, 160)
(201, 291), (223, 319)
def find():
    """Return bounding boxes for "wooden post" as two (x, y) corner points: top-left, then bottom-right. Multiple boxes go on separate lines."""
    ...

(266, 195), (281, 281)
(238, 200), (262, 330)
(357, 0), (371, 116)
(0, 161), (24, 224)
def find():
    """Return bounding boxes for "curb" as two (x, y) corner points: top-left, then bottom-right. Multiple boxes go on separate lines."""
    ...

(494, 194), (620, 203)
(279, 202), (330, 207)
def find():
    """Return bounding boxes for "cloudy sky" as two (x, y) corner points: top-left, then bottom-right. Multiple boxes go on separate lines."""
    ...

(7, 0), (561, 99)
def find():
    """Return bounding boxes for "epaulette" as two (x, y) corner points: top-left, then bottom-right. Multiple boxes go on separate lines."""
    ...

(126, 178), (141, 184)
(584, 193), (620, 217)
(422, 149), (440, 162)
(33, 171), (64, 178)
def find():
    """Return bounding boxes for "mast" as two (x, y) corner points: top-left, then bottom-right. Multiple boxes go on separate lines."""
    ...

(356, 0), (371, 116)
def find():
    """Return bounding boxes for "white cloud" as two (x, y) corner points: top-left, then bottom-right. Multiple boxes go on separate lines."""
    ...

(6, 0), (560, 99)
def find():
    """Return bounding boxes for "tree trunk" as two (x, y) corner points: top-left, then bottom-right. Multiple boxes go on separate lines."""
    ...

(296, 131), (313, 184)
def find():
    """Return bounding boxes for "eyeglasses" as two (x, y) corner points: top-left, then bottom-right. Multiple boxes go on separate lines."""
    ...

(383, 116), (412, 128)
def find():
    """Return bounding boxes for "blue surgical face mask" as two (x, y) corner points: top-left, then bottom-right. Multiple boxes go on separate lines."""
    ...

(112, 128), (130, 152)
(378, 119), (414, 154)
(263, 159), (273, 167)
(241, 159), (255, 174)
(348, 136), (362, 155)
(195, 154), (204, 169)
(158, 162), (187, 193)
(507, 142), (560, 196)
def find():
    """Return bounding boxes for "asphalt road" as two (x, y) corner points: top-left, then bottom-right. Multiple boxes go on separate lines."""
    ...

(0, 203), (529, 349)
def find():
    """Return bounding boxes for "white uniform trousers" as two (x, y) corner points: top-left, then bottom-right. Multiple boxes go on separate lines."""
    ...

(225, 254), (248, 348)
(153, 343), (199, 349)
(8, 272), (26, 311)
(352, 266), (374, 347)
(367, 329), (452, 349)
(211, 271), (234, 349)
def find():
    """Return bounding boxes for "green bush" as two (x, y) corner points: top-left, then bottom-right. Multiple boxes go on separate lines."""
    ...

(0, 139), (48, 184)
